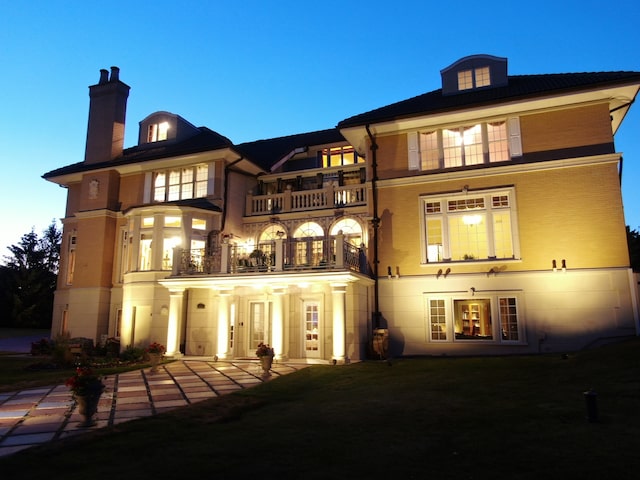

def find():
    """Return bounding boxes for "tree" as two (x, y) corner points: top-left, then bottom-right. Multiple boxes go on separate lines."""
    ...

(628, 226), (640, 272)
(0, 220), (61, 328)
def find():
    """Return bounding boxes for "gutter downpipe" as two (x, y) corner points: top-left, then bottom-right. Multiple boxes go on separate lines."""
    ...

(366, 124), (381, 329)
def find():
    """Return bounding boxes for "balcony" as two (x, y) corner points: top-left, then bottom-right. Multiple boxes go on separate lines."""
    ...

(172, 233), (370, 277)
(246, 183), (367, 216)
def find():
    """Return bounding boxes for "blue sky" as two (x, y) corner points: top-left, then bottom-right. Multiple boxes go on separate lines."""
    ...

(1, 0), (639, 254)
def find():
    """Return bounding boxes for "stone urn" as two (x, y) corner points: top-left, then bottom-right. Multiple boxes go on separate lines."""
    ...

(259, 354), (274, 375)
(148, 352), (162, 373)
(75, 393), (101, 427)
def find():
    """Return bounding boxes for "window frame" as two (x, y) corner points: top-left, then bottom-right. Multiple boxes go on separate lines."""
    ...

(152, 164), (209, 203)
(408, 118), (521, 172)
(425, 294), (524, 344)
(419, 187), (520, 264)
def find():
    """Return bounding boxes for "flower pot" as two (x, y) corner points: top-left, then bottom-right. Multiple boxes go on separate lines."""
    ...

(149, 352), (162, 373)
(75, 393), (101, 427)
(259, 355), (274, 374)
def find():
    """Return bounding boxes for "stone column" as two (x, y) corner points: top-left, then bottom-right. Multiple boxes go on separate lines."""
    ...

(166, 289), (185, 357)
(331, 283), (347, 364)
(216, 289), (233, 359)
(271, 286), (287, 360)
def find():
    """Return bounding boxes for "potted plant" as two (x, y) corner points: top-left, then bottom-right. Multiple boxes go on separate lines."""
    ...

(255, 342), (274, 374)
(65, 366), (105, 427)
(146, 342), (166, 373)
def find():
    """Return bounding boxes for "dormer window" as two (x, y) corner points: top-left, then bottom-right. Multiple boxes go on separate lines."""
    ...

(441, 55), (508, 95)
(457, 66), (491, 91)
(148, 122), (169, 142)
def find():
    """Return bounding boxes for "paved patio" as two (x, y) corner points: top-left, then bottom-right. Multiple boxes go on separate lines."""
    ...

(0, 359), (310, 457)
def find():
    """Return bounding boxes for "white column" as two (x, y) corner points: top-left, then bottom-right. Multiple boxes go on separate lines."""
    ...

(166, 289), (185, 358)
(331, 283), (347, 364)
(216, 289), (232, 359)
(271, 286), (287, 360)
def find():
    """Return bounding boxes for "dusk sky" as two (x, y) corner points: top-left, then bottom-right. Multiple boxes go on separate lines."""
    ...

(1, 0), (639, 255)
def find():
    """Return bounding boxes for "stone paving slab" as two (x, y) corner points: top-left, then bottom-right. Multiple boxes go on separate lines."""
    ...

(0, 359), (310, 458)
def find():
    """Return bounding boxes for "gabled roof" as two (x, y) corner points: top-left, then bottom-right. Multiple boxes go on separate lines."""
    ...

(234, 128), (346, 171)
(337, 72), (640, 129)
(43, 127), (233, 180)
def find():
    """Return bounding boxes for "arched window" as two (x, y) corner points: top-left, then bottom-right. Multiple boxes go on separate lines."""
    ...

(292, 222), (324, 266)
(330, 218), (363, 246)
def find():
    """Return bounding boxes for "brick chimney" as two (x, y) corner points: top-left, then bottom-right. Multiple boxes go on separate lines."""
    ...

(84, 66), (130, 164)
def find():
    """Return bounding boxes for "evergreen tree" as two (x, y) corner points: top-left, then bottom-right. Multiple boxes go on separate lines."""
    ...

(0, 221), (60, 328)
(628, 226), (640, 272)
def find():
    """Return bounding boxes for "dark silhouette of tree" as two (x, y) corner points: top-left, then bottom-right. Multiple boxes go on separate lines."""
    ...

(628, 226), (640, 272)
(0, 221), (60, 328)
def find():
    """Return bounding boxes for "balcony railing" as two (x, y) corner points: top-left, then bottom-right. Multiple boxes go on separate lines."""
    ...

(172, 233), (369, 276)
(246, 183), (367, 216)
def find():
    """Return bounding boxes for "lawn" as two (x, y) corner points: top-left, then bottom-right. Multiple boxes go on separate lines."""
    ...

(1, 338), (639, 479)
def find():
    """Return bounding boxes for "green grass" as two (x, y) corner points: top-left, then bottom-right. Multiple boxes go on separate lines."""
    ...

(1, 339), (639, 479)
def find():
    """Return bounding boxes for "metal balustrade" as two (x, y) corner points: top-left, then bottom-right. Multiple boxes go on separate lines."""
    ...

(173, 234), (369, 276)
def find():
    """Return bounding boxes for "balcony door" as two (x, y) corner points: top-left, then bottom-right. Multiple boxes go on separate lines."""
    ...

(303, 301), (321, 358)
(248, 301), (271, 355)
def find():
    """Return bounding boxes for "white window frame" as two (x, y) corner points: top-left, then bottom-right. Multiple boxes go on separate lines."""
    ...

(408, 118), (522, 171)
(419, 187), (520, 264)
(457, 66), (491, 91)
(425, 294), (525, 344)
(152, 164), (209, 203)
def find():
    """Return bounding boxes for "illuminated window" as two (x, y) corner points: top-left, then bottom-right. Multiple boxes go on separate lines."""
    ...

(421, 188), (518, 263)
(153, 165), (209, 202)
(139, 234), (152, 271)
(320, 146), (362, 168)
(457, 66), (490, 91)
(331, 218), (363, 246)
(165, 216), (181, 228)
(192, 218), (207, 230)
(162, 235), (181, 270)
(293, 222), (324, 266)
(455, 300), (492, 340)
(425, 295), (522, 344)
(148, 122), (169, 142)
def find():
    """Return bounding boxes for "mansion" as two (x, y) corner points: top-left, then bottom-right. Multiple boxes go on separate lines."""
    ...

(43, 55), (640, 361)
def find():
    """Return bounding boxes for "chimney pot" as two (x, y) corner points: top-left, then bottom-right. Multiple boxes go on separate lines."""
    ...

(99, 69), (109, 84)
(110, 66), (120, 82)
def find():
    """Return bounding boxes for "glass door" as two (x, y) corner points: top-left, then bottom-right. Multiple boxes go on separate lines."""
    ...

(304, 302), (320, 358)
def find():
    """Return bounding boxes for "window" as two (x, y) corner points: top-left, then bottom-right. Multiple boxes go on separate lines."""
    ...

(457, 66), (490, 91)
(293, 222), (324, 266)
(147, 122), (169, 142)
(320, 146), (362, 168)
(425, 295), (522, 344)
(421, 188), (518, 263)
(66, 233), (77, 285)
(408, 119), (520, 171)
(153, 165), (208, 202)
(428, 299), (447, 341)
(455, 300), (492, 339)
(499, 297), (520, 341)
(139, 234), (152, 270)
